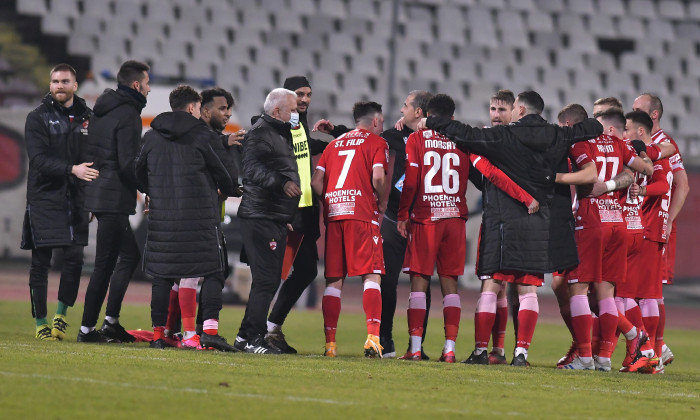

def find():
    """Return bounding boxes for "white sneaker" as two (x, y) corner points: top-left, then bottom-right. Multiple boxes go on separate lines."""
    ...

(661, 346), (674, 366)
(594, 356), (611, 372)
(560, 355), (594, 370)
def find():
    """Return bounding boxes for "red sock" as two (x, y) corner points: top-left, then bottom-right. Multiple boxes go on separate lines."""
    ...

(492, 297), (508, 349)
(617, 310), (634, 336)
(591, 314), (600, 355)
(625, 302), (644, 330)
(178, 287), (197, 333)
(516, 293), (538, 350)
(570, 294), (592, 357)
(203, 319), (218, 336)
(165, 286), (180, 333)
(656, 298), (666, 355)
(407, 292), (427, 340)
(597, 298), (618, 358)
(443, 294), (461, 342)
(561, 308), (575, 341)
(322, 288), (341, 343)
(153, 326), (165, 341)
(474, 292), (497, 348)
(362, 282), (382, 336)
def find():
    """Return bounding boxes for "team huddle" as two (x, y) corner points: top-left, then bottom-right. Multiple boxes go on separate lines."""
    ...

(23, 60), (685, 374)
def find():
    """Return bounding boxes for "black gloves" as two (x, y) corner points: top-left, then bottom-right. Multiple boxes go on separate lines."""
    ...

(630, 139), (646, 156)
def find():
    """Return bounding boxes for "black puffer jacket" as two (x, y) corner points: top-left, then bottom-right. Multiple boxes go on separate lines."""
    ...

(427, 114), (603, 274)
(21, 93), (91, 249)
(135, 111), (239, 278)
(82, 86), (145, 214)
(238, 114), (300, 223)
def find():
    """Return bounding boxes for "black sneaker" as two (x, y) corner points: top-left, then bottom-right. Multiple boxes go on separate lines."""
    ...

(77, 329), (118, 343)
(149, 339), (172, 349)
(511, 353), (530, 367)
(233, 336), (248, 352)
(380, 336), (395, 358)
(265, 330), (297, 354)
(100, 319), (135, 343)
(200, 333), (238, 352)
(463, 350), (489, 365)
(244, 335), (282, 355)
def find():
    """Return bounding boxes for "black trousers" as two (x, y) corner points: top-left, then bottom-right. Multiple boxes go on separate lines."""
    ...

(151, 272), (224, 328)
(380, 216), (431, 341)
(237, 218), (287, 340)
(29, 245), (84, 320)
(267, 231), (318, 326)
(81, 213), (140, 328)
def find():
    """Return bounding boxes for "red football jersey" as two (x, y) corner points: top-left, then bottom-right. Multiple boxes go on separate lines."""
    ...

(397, 129), (470, 223)
(316, 128), (388, 223)
(569, 134), (637, 229)
(652, 129), (684, 174)
(640, 158), (673, 243)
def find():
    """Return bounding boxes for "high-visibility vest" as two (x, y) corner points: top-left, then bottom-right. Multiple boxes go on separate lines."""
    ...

(291, 122), (313, 208)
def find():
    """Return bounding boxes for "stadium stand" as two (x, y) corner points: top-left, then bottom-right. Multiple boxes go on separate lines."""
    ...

(6, 0), (700, 153)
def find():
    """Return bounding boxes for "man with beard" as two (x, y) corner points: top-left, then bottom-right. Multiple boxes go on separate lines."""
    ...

(22, 63), (96, 340)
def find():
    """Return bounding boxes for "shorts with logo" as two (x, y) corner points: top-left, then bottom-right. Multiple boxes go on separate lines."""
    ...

(617, 231), (644, 298)
(662, 226), (676, 284)
(402, 218), (466, 277)
(492, 270), (544, 286)
(568, 225), (627, 284)
(324, 220), (384, 278)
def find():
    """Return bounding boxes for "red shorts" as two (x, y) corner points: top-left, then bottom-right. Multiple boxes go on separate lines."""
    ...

(662, 226), (676, 284)
(492, 270), (544, 286)
(570, 225), (627, 284)
(635, 238), (664, 299)
(617, 231), (644, 298)
(403, 218), (466, 277)
(324, 220), (384, 278)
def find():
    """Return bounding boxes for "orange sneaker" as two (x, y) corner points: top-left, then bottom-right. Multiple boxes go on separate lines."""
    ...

(324, 342), (337, 357)
(363, 334), (383, 358)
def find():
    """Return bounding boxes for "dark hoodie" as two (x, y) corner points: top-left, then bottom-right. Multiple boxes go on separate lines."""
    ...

(134, 111), (238, 278)
(82, 86), (146, 214)
(427, 113), (603, 274)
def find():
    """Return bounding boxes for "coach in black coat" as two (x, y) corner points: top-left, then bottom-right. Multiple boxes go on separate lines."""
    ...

(235, 88), (301, 354)
(22, 79), (93, 335)
(77, 61), (150, 342)
(424, 92), (603, 274)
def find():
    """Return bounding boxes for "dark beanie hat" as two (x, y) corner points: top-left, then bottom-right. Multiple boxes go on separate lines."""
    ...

(283, 75), (311, 91)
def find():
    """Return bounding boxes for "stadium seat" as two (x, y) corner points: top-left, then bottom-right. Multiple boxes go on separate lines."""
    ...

(347, 0), (378, 19)
(526, 10), (555, 32)
(319, 0), (348, 18)
(41, 15), (72, 36)
(676, 22), (700, 41)
(534, 0), (563, 13)
(652, 56), (682, 77)
(557, 13), (587, 37)
(498, 11), (529, 48)
(588, 15), (617, 38)
(629, 0), (657, 19)
(51, 0), (79, 18)
(659, 0), (686, 20)
(639, 73), (670, 95)
(620, 53), (651, 74)
(17, 0), (47, 16)
(597, 0), (625, 17)
(542, 67), (570, 90)
(505, 0), (535, 12)
(585, 52), (616, 73)
(533, 31), (564, 51)
(690, 2), (700, 19)
(647, 19), (675, 42)
(569, 0), (595, 15)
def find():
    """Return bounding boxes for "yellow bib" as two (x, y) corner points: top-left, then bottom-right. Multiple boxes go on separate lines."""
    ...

(291, 122), (313, 208)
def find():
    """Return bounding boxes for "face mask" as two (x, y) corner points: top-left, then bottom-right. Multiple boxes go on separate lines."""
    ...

(289, 112), (299, 128)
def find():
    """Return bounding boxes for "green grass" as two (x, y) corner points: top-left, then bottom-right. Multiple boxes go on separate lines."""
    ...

(0, 300), (698, 419)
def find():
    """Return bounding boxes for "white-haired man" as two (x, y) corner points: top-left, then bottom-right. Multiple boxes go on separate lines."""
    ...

(234, 88), (302, 354)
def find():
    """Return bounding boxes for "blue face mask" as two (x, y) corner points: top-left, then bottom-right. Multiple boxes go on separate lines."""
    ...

(289, 112), (300, 128)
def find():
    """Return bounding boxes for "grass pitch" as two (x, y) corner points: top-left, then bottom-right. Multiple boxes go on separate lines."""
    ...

(0, 300), (698, 419)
